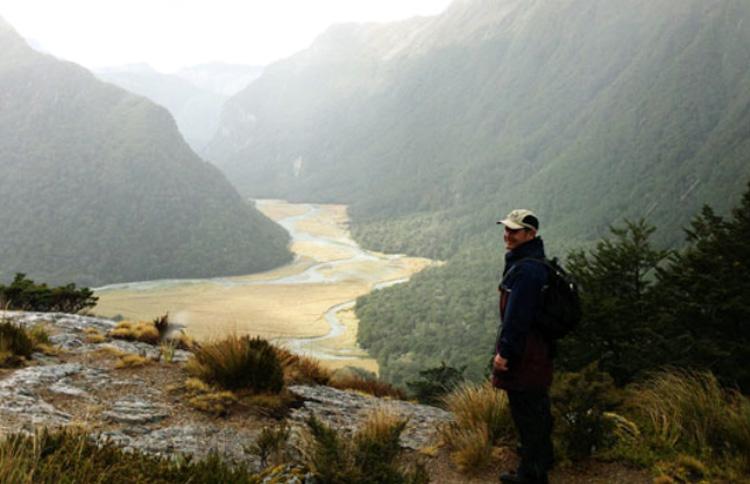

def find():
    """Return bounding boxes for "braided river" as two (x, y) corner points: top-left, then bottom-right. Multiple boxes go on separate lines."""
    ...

(94, 200), (436, 373)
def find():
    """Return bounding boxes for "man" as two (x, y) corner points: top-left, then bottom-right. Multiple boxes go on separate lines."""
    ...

(493, 209), (554, 484)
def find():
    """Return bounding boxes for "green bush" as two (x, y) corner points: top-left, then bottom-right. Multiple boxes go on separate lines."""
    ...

(186, 335), (284, 393)
(0, 273), (97, 314)
(407, 362), (465, 405)
(551, 363), (622, 461)
(0, 428), (260, 483)
(0, 320), (34, 367)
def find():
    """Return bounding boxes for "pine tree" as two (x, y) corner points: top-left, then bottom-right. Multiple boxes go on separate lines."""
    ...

(656, 182), (750, 392)
(558, 220), (669, 385)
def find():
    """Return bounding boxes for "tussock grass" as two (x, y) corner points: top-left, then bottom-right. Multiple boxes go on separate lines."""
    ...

(114, 353), (151, 369)
(83, 328), (107, 344)
(110, 320), (160, 345)
(185, 335), (284, 393)
(247, 423), (290, 468)
(303, 410), (427, 484)
(439, 382), (513, 472)
(187, 391), (238, 417)
(632, 370), (750, 453)
(152, 313), (170, 340)
(627, 369), (750, 477)
(330, 372), (406, 399)
(0, 320), (34, 367)
(275, 346), (332, 385)
(0, 427), (259, 483)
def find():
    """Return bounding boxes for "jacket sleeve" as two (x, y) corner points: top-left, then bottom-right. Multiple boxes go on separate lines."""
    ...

(496, 261), (546, 363)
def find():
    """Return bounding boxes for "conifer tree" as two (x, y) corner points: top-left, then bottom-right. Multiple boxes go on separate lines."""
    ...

(558, 220), (669, 385)
(656, 182), (750, 392)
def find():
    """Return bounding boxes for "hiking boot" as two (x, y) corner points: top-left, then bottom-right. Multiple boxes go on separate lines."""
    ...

(499, 471), (549, 484)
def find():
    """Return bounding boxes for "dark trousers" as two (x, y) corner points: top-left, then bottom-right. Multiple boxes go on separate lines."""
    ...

(507, 389), (554, 480)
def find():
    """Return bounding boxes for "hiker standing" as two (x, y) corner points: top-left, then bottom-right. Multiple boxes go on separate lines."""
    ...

(493, 209), (554, 484)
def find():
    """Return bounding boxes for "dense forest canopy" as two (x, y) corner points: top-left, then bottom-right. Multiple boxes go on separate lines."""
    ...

(206, 0), (750, 384)
(0, 18), (292, 287)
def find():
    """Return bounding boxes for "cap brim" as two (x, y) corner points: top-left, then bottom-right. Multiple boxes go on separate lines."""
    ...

(497, 219), (525, 230)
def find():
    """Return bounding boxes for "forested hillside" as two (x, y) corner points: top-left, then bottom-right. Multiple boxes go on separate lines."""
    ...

(205, 0), (750, 383)
(95, 64), (227, 151)
(0, 17), (292, 287)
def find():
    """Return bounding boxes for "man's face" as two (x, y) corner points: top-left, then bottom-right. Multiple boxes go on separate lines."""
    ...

(504, 226), (536, 251)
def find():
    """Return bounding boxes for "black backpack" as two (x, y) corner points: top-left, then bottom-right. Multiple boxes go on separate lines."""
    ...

(519, 257), (582, 340)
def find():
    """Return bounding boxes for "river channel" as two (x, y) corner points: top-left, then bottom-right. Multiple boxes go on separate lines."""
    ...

(94, 200), (436, 373)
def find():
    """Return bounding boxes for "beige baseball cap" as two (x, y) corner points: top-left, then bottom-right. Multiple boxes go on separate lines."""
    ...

(497, 209), (539, 231)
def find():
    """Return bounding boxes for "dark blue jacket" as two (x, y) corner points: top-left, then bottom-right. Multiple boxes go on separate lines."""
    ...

(493, 237), (554, 390)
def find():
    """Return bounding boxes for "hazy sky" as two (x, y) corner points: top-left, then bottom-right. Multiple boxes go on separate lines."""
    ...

(1, 0), (454, 72)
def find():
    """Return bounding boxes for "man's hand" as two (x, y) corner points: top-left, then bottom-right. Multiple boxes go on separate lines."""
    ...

(493, 353), (508, 372)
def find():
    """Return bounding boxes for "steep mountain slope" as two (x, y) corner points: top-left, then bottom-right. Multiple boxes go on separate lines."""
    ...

(95, 64), (227, 151)
(205, 0), (750, 383)
(0, 18), (292, 287)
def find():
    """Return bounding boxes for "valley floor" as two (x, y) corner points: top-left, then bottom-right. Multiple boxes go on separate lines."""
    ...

(94, 200), (436, 374)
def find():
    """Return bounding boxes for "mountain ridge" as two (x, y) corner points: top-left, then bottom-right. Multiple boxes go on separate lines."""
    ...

(0, 17), (292, 286)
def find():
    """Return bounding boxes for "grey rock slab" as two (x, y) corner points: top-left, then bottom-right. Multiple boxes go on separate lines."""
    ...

(95, 424), (262, 470)
(0, 311), (116, 333)
(102, 396), (170, 425)
(288, 385), (452, 450)
(0, 364), (84, 426)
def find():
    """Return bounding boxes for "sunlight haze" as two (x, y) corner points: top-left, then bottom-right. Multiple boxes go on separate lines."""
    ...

(1, 0), (454, 71)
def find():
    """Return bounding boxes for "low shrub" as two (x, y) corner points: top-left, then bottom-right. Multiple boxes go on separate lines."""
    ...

(303, 411), (427, 484)
(247, 423), (290, 468)
(186, 335), (284, 393)
(0, 273), (97, 314)
(0, 427), (260, 483)
(406, 362), (465, 405)
(439, 382), (513, 472)
(551, 363), (622, 461)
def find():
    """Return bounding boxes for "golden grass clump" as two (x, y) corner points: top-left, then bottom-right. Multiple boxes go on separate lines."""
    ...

(84, 328), (107, 344)
(354, 409), (409, 462)
(439, 382), (514, 472)
(187, 391), (237, 417)
(329, 372), (406, 399)
(114, 353), (151, 369)
(632, 370), (750, 453)
(275, 346), (332, 385)
(110, 320), (160, 345)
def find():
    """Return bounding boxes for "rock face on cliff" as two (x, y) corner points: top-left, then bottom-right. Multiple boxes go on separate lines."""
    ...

(0, 311), (451, 472)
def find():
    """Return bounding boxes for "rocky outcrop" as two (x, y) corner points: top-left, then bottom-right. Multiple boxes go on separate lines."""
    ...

(0, 311), (451, 474)
(288, 384), (451, 450)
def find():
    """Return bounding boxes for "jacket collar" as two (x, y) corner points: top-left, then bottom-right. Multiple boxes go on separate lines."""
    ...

(505, 237), (546, 268)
